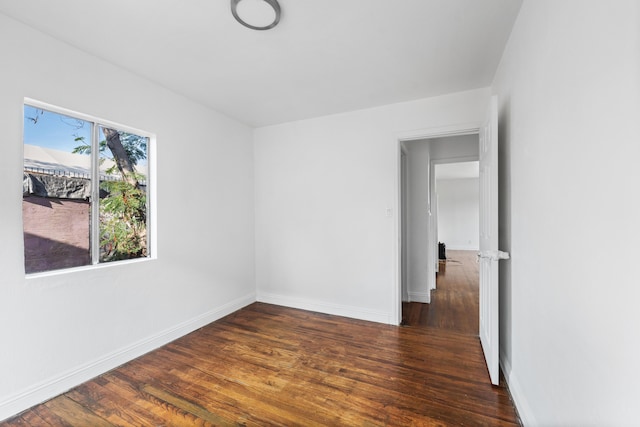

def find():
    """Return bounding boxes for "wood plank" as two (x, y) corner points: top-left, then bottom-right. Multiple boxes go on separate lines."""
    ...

(1, 296), (520, 426)
(0, 416), (29, 427)
(119, 351), (329, 426)
(66, 379), (165, 427)
(141, 384), (240, 427)
(403, 250), (480, 333)
(32, 403), (76, 427)
(22, 411), (52, 427)
(44, 396), (114, 427)
(102, 371), (222, 427)
(19, 410), (52, 427)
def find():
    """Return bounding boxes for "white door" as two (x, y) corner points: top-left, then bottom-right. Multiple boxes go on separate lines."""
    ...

(478, 96), (509, 385)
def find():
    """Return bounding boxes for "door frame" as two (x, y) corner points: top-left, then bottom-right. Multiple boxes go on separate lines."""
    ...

(400, 146), (409, 303)
(394, 123), (480, 325)
(430, 155), (479, 287)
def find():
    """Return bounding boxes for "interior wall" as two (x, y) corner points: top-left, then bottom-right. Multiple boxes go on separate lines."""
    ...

(0, 14), (256, 420)
(436, 178), (479, 251)
(429, 135), (480, 161)
(254, 89), (490, 323)
(491, 1), (640, 425)
(403, 141), (431, 302)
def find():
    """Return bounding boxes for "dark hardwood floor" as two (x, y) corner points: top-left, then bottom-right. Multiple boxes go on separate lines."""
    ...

(2, 253), (520, 426)
(402, 250), (479, 334)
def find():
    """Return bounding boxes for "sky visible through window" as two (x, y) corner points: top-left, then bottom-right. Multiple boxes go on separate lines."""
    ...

(24, 105), (91, 153)
(24, 105), (147, 168)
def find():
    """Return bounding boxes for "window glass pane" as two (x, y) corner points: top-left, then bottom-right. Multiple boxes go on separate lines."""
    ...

(22, 103), (152, 274)
(98, 126), (148, 263)
(23, 106), (92, 273)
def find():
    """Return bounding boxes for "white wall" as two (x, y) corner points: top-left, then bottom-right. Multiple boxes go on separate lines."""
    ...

(0, 14), (256, 420)
(429, 135), (479, 161)
(403, 141), (431, 302)
(436, 178), (479, 251)
(492, 1), (640, 425)
(254, 92), (489, 323)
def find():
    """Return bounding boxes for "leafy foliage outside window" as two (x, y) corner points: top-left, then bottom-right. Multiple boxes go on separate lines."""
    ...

(73, 128), (149, 262)
(99, 177), (147, 261)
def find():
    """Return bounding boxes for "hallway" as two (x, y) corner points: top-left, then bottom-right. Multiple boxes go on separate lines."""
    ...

(401, 250), (519, 423)
(402, 250), (479, 334)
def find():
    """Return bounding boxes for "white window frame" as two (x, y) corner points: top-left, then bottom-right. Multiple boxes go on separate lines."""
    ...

(24, 98), (157, 276)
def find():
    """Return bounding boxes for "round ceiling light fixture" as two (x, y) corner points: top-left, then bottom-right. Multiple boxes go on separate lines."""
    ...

(231, 0), (281, 31)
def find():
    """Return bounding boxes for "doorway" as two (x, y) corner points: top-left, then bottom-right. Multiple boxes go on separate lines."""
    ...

(399, 133), (479, 331)
(402, 159), (480, 332)
(403, 250), (480, 332)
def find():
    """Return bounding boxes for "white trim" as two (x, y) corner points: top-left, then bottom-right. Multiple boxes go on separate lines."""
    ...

(90, 122), (99, 264)
(22, 97), (158, 275)
(393, 141), (402, 324)
(0, 293), (256, 422)
(408, 291), (430, 304)
(257, 292), (393, 325)
(443, 245), (479, 251)
(396, 122), (480, 142)
(500, 355), (535, 426)
(431, 155), (479, 167)
(24, 255), (154, 280)
(147, 133), (158, 259)
(24, 98), (154, 139)
(431, 154), (480, 293)
(394, 123), (481, 329)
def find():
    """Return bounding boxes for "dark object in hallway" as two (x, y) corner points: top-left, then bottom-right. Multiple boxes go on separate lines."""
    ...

(438, 241), (446, 259)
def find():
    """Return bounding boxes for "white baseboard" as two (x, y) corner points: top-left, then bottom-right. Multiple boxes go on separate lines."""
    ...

(445, 245), (479, 251)
(0, 293), (256, 422)
(500, 353), (536, 426)
(408, 291), (430, 303)
(257, 292), (393, 324)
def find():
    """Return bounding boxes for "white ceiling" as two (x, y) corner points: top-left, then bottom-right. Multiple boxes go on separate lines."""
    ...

(435, 161), (479, 180)
(0, 0), (522, 127)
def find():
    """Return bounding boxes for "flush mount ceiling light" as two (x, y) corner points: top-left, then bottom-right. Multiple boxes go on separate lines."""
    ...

(231, 0), (281, 31)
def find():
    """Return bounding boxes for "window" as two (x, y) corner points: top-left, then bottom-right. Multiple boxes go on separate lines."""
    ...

(23, 101), (152, 274)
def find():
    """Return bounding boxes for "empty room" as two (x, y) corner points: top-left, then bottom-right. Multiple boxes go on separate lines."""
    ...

(1, 1), (639, 426)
